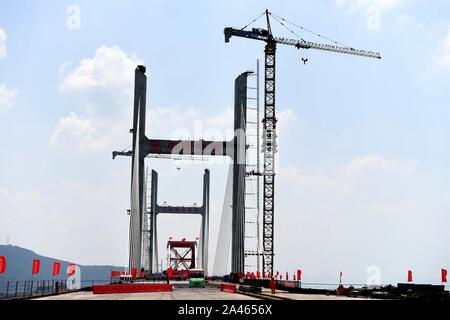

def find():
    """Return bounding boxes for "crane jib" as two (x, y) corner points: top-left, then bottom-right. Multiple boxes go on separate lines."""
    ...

(224, 27), (381, 60)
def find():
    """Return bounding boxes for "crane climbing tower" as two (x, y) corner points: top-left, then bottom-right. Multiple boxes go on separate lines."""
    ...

(225, 9), (381, 276)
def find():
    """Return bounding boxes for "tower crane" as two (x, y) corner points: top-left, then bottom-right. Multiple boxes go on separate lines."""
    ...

(224, 10), (381, 277)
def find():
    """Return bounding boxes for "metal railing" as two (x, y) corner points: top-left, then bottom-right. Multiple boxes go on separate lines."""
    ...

(0, 280), (111, 300)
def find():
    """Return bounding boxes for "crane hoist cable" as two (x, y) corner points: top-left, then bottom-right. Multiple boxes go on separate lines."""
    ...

(267, 12), (306, 43)
(269, 11), (350, 48)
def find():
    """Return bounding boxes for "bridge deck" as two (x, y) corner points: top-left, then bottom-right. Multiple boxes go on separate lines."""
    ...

(34, 286), (367, 300)
(35, 287), (258, 300)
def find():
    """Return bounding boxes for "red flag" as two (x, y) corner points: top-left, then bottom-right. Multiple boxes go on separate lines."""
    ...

(442, 269), (448, 283)
(407, 270), (413, 283)
(286, 272), (289, 281)
(111, 271), (122, 277)
(256, 271), (261, 279)
(68, 264), (76, 276)
(131, 267), (137, 279)
(0, 256), (6, 274)
(168, 267), (173, 278)
(32, 259), (40, 275)
(52, 262), (60, 276)
(294, 275), (296, 281)
(297, 269), (302, 281)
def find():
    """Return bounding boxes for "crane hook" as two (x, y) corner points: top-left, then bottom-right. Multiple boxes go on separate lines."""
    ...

(301, 58), (308, 65)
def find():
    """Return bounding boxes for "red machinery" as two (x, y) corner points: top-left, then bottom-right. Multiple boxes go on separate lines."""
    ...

(167, 239), (197, 280)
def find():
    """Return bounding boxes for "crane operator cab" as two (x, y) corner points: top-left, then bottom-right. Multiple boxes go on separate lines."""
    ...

(188, 269), (206, 288)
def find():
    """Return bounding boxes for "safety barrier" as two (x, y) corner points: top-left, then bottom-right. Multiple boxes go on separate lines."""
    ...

(219, 283), (237, 293)
(93, 283), (172, 294)
(0, 280), (74, 300)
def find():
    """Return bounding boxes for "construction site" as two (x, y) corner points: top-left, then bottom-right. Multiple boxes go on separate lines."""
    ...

(60, 10), (446, 301)
(1, 4), (450, 306)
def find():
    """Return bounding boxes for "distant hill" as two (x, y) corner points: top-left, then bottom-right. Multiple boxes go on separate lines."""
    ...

(0, 245), (125, 285)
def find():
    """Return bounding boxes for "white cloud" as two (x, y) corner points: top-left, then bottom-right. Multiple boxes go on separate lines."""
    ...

(0, 28), (6, 60)
(0, 30), (17, 112)
(276, 155), (449, 284)
(443, 28), (450, 49)
(59, 46), (141, 94)
(395, 14), (412, 25)
(53, 46), (298, 153)
(279, 165), (336, 191)
(58, 61), (71, 78)
(0, 84), (17, 111)
(345, 154), (417, 172)
(279, 154), (419, 201)
(438, 27), (450, 68)
(50, 112), (108, 152)
(277, 108), (297, 136)
(52, 46), (141, 152)
(337, 0), (401, 11)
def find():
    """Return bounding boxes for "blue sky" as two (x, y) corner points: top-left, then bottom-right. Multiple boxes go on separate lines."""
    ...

(1, 1), (450, 286)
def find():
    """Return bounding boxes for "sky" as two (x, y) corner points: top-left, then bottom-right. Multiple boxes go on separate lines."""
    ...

(0, 0), (450, 286)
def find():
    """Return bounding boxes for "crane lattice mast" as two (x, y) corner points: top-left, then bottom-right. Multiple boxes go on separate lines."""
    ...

(224, 9), (381, 276)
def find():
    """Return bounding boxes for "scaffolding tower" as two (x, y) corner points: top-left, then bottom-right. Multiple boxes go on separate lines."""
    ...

(244, 60), (262, 274)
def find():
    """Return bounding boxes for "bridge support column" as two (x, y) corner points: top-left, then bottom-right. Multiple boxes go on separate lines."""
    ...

(231, 72), (250, 275)
(149, 169), (210, 275)
(115, 65), (249, 277)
